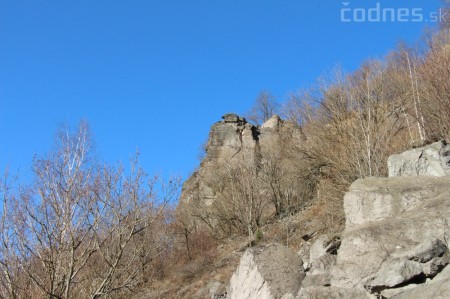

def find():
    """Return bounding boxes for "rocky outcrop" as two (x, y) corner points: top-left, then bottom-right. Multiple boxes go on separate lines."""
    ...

(225, 144), (450, 299)
(229, 244), (305, 299)
(331, 175), (450, 294)
(179, 113), (303, 207)
(388, 140), (450, 177)
(204, 113), (257, 163)
(179, 114), (258, 207)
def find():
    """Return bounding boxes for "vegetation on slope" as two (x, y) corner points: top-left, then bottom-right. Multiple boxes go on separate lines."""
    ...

(0, 5), (448, 298)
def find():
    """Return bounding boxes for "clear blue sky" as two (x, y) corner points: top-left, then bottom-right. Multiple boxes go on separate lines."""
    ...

(0, 0), (444, 182)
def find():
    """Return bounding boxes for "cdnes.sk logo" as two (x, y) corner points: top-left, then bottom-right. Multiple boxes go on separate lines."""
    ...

(340, 2), (447, 23)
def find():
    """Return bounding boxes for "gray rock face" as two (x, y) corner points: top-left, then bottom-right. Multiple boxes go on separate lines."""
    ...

(261, 114), (282, 130)
(206, 114), (257, 161)
(301, 274), (331, 288)
(379, 284), (418, 298)
(298, 286), (374, 299)
(229, 243), (305, 299)
(179, 113), (303, 210)
(298, 235), (340, 291)
(366, 259), (423, 291)
(224, 145), (450, 298)
(332, 175), (450, 294)
(388, 140), (450, 177)
(309, 235), (340, 264)
(258, 115), (303, 155)
(422, 251), (450, 277)
(179, 114), (258, 207)
(221, 134), (450, 299)
(309, 254), (336, 276)
(389, 265), (450, 299)
(305, 235), (338, 277)
(343, 176), (450, 229)
(222, 113), (246, 124)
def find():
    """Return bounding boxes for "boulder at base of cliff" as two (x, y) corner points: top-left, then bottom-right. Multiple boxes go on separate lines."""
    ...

(229, 243), (305, 299)
(332, 175), (450, 293)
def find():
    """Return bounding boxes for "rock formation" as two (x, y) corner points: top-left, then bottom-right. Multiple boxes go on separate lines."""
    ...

(179, 113), (303, 208)
(331, 175), (450, 296)
(228, 141), (450, 299)
(179, 114), (257, 208)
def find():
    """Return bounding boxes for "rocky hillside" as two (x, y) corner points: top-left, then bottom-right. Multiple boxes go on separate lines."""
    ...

(176, 113), (311, 240)
(227, 141), (450, 299)
(172, 26), (450, 298)
(173, 110), (450, 299)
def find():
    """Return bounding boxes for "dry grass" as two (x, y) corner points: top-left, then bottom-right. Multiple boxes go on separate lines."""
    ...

(132, 236), (245, 299)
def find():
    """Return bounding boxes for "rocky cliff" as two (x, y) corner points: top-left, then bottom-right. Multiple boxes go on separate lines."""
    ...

(179, 113), (303, 207)
(228, 141), (450, 299)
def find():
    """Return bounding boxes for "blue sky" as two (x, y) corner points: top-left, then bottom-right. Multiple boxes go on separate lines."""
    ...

(0, 0), (444, 182)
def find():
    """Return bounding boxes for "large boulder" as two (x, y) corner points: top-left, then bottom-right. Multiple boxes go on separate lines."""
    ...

(388, 140), (450, 177)
(343, 176), (450, 229)
(229, 243), (305, 299)
(331, 176), (450, 294)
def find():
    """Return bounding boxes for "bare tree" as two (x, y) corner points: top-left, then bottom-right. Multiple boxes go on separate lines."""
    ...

(259, 148), (318, 218)
(419, 29), (450, 140)
(15, 122), (97, 299)
(0, 169), (25, 299)
(2, 123), (180, 299)
(247, 91), (279, 125)
(89, 161), (180, 298)
(192, 156), (270, 241)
